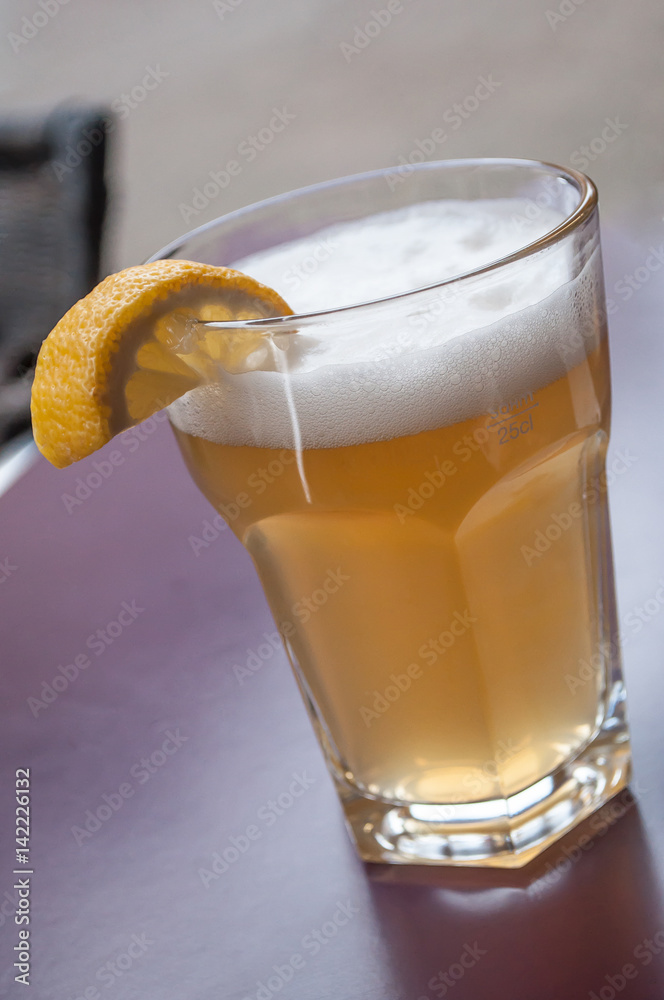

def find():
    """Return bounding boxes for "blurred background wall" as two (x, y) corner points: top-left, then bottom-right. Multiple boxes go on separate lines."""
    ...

(1, 0), (662, 270)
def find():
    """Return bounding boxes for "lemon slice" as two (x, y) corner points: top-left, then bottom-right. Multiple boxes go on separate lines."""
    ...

(30, 260), (292, 468)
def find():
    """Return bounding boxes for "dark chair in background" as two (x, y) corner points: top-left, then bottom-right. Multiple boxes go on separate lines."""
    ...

(0, 106), (111, 447)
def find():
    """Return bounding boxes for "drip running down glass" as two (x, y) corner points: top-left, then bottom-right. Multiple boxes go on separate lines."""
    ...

(151, 159), (630, 867)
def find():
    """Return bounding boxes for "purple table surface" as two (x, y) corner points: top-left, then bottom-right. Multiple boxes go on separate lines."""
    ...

(1, 226), (664, 1000)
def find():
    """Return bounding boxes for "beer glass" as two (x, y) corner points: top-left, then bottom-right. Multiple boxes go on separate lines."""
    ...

(151, 159), (630, 867)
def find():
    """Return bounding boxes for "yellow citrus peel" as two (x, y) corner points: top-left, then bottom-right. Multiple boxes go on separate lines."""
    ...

(30, 260), (292, 468)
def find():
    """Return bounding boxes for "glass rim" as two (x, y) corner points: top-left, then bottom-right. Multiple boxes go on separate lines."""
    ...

(149, 157), (597, 330)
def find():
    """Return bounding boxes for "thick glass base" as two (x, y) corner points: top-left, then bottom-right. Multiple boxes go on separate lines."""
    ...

(337, 729), (631, 868)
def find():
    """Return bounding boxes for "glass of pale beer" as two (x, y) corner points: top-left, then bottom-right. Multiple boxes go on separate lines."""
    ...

(151, 159), (630, 867)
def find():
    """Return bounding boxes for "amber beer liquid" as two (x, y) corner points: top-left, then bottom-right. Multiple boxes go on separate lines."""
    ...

(164, 170), (630, 866)
(173, 343), (610, 805)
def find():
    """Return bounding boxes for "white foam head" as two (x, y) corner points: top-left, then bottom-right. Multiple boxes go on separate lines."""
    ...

(168, 199), (602, 448)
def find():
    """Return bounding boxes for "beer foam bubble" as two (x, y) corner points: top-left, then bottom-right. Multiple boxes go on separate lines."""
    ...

(168, 199), (602, 448)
